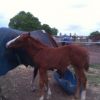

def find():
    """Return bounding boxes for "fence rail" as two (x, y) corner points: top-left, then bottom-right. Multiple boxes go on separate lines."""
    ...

(58, 41), (100, 45)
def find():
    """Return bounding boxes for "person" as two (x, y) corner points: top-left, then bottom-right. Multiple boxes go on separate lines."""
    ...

(61, 36), (72, 45)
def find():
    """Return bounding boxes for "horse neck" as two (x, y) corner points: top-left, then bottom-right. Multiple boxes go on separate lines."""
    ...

(30, 37), (47, 49)
(25, 38), (47, 56)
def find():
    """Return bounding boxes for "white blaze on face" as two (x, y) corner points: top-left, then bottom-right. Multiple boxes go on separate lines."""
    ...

(6, 35), (20, 47)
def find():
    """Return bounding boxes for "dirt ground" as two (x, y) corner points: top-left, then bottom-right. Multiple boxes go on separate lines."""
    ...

(0, 45), (100, 100)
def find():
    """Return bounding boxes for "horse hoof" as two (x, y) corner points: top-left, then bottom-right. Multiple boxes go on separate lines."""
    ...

(0, 88), (2, 93)
(0, 95), (8, 100)
(74, 97), (80, 100)
(46, 94), (51, 100)
(47, 95), (50, 100)
(31, 88), (37, 92)
(73, 98), (79, 100)
(74, 95), (80, 100)
(31, 86), (37, 92)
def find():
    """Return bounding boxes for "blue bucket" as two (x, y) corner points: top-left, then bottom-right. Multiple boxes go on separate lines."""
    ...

(53, 70), (77, 95)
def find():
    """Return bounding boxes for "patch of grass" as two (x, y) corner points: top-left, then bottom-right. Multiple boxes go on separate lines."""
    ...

(88, 64), (100, 84)
(90, 64), (100, 69)
(87, 75), (100, 84)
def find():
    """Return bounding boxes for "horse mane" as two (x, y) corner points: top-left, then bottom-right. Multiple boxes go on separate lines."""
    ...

(47, 33), (58, 47)
(29, 35), (48, 49)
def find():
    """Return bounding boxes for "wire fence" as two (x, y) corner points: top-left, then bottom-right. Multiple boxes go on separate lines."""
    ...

(58, 41), (100, 45)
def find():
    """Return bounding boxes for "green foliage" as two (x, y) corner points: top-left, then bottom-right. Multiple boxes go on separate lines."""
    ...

(90, 64), (100, 69)
(87, 75), (100, 84)
(9, 11), (58, 35)
(90, 31), (100, 37)
(41, 24), (58, 35)
(51, 28), (58, 35)
(87, 64), (100, 84)
(9, 11), (41, 31)
(89, 31), (100, 41)
(41, 24), (52, 34)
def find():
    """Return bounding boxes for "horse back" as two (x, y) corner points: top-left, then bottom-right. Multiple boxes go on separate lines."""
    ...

(68, 44), (89, 70)
(33, 46), (70, 70)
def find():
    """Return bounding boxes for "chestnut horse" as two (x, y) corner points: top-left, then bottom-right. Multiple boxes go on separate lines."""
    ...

(6, 32), (89, 100)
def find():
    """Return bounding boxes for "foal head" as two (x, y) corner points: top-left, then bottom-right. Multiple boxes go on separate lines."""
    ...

(6, 32), (30, 48)
(6, 32), (47, 50)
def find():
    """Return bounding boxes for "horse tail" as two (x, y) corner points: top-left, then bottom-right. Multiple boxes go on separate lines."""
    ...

(33, 67), (39, 79)
(84, 55), (89, 72)
(84, 61), (89, 71)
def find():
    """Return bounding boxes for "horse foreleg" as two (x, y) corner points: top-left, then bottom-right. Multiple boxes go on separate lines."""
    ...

(39, 78), (45, 100)
(31, 67), (38, 91)
(74, 68), (81, 99)
(0, 87), (2, 97)
(39, 68), (47, 100)
(46, 78), (51, 100)
(0, 87), (7, 100)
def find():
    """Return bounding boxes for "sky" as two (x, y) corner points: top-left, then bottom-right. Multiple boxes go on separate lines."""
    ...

(0, 0), (100, 36)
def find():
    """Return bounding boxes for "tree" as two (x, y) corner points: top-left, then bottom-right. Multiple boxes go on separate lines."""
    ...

(89, 31), (100, 41)
(41, 24), (52, 34)
(9, 11), (41, 31)
(41, 24), (58, 35)
(9, 11), (58, 35)
(51, 28), (58, 35)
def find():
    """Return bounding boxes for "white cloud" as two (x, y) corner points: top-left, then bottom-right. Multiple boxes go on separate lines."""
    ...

(0, 0), (100, 36)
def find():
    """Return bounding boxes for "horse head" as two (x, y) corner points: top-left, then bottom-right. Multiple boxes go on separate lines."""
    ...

(6, 32), (30, 48)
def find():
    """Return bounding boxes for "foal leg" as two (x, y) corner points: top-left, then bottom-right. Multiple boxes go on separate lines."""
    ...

(0, 87), (1, 93)
(31, 67), (38, 91)
(0, 87), (7, 100)
(39, 69), (47, 100)
(45, 78), (51, 100)
(74, 68), (82, 99)
(80, 70), (87, 100)
(74, 68), (87, 100)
